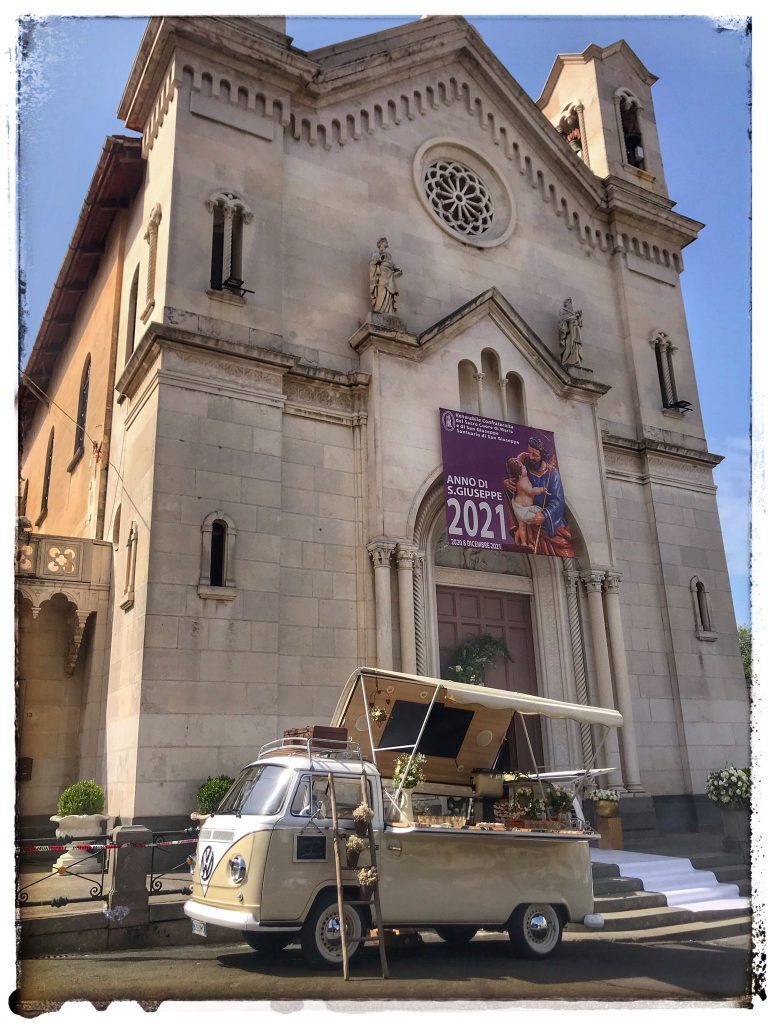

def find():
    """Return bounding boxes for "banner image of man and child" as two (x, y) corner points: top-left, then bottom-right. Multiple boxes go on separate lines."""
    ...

(439, 409), (575, 558)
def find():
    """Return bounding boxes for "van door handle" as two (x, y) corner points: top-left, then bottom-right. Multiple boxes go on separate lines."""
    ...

(386, 839), (402, 856)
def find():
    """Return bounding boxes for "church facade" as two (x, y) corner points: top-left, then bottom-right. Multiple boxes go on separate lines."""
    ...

(17, 17), (748, 832)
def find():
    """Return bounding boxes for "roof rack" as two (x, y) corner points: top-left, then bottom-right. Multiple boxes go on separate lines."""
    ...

(258, 736), (365, 762)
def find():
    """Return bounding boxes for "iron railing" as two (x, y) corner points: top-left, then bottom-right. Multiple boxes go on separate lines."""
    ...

(16, 833), (110, 909)
(147, 828), (198, 899)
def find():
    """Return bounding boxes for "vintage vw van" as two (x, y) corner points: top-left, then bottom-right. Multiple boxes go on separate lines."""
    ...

(184, 668), (617, 968)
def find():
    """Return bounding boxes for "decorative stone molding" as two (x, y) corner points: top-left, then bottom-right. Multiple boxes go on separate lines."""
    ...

(140, 204), (162, 323)
(121, 522), (138, 611)
(141, 60), (182, 156)
(603, 571), (622, 595)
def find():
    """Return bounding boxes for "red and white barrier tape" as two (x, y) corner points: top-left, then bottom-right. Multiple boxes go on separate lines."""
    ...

(17, 837), (198, 854)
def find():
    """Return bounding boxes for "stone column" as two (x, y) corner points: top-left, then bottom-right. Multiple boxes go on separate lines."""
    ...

(497, 377), (509, 422)
(367, 540), (395, 670)
(580, 569), (622, 783)
(395, 543), (418, 674)
(412, 553), (427, 675)
(574, 103), (590, 168)
(473, 372), (486, 417)
(221, 204), (235, 284)
(603, 572), (643, 792)
(563, 568), (594, 766)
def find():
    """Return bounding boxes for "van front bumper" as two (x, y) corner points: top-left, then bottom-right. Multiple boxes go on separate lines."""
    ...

(184, 899), (297, 933)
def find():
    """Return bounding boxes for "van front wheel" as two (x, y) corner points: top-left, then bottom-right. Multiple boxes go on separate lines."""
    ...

(508, 903), (562, 959)
(301, 893), (365, 970)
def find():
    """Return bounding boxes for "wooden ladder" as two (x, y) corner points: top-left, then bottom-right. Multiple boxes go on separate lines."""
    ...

(327, 772), (389, 980)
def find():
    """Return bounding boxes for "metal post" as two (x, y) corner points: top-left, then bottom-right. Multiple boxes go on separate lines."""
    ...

(391, 685), (442, 806)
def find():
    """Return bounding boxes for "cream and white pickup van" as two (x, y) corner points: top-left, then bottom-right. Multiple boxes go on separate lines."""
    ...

(184, 668), (619, 968)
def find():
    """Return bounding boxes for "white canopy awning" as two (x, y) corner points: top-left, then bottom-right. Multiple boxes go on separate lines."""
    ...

(333, 667), (623, 730)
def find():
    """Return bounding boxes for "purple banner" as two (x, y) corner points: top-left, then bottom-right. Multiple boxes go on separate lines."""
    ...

(439, 408), (575, 558)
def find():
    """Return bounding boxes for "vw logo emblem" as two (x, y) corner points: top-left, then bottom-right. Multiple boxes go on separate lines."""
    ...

(200, 845), (215, 882)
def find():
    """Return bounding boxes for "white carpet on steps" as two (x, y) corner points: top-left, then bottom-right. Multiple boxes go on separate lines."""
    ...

(591, 848), (750, 914)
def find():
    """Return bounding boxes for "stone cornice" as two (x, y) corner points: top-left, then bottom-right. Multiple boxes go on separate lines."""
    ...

(350, 287), (611, 403)
(604, 177), (704, 250)
(601, 431), (723, 467)
(115, 320), (296, 402)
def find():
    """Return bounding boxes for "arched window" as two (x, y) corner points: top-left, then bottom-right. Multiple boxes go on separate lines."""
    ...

(505, 372), (526, 425)
(650, 329), (691, 414)
(615, 89), (645, 170)
(690, 576), (716, 640)
(120, 522), (138, 611)
(71, 355), (91, 464)
(206, 190), (253, 297)
(199, 511), (237, 598)
(37, 428), (54, 525)
(210, 520), (227, 587)
(480, 349), (503, 420)
(458, 360), (479, 414)
(112, 504), (122, 548)
(126, 265), (139, 362)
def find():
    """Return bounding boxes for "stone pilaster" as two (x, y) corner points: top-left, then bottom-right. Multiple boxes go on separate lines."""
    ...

(580, 569), (622, 785)
(603, 572), (643, 792)
(367, 540), (396, 670)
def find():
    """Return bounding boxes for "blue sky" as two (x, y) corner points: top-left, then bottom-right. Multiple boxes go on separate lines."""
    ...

(16, 14), (752, 622)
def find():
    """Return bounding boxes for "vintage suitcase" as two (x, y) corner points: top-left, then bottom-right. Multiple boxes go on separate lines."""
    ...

(283, 725), (349, 742)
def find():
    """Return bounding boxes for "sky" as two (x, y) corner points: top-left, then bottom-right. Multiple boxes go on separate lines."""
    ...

(14, 13), (752, 623)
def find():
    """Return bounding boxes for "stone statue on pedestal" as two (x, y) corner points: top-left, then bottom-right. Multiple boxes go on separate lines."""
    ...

(369, 237), (402, 315)
(558, 297), (584, 368)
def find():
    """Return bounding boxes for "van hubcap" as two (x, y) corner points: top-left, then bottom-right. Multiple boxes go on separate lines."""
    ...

(523, 904), (559, 953)
(317, 907), (357, 961)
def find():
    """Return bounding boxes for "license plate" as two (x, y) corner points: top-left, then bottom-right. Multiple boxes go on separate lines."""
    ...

(191, 919), (207, 937)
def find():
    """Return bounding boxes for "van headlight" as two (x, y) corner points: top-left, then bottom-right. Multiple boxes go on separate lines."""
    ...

(228, 855), (247, 884)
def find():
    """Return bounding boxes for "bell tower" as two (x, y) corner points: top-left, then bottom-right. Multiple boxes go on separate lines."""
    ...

(537, 41), (668, 198)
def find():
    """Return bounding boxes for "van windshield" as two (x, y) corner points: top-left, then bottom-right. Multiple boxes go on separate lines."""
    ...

(214, 765), (293, 816)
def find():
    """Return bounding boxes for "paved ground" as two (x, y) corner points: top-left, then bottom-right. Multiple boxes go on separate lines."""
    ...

(14, 930), (754, 1012)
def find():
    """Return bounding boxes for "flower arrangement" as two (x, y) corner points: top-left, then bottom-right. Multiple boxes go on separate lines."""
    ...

(346, 834), (366, 854)
(369, 705), (387, 723)
(592, 789), (619, 803)
(56, 780), (105, 817)
(392, 752), (427, 790)
(545, 787), (573, 815)
(352, 802), (374, 823)
(357, 866), (378, 889)
(444, 634), (511, 686)
(705, 765), (750, 810)
(346, 833), (366, 867)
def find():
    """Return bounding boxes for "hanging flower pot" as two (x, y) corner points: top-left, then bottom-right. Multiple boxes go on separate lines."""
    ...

(345, 834), (365, 868)
(357, 866), (378, 901)
(352, 802), (373, 837)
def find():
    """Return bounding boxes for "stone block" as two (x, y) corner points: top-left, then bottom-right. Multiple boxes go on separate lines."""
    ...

(318, 599), (357, 629)
(251, 621), (279, 652)
(143, 648), (200, 682)
(281, 596), (319, 627)
(143, 616), (179, 650)
(194, 470), (242, 503)
(208, 619), (252, 651)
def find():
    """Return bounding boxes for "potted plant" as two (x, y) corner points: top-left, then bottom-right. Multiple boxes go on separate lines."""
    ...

(546, 787), (574, 823)
(352, 801), (374, 837)
(369, 704), (387, 724)
(444, 634), (510, 686)
(345, 834), (366, 868)
(50, 780), (108, 875)
(706, 764), (750, 854)
(357, 865), (378, 900)
(192, 775), (234, 823)
(392, 752), (426, 791)
(592, 789), (620, 818)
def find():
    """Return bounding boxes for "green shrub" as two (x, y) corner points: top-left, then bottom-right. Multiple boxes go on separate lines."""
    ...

(57, 780), (105, 816)
(196, 775), (234, 814)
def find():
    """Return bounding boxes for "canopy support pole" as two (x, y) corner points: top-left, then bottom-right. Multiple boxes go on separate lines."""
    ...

(517, 714), (548, 809)
(392, 684), (442, 806)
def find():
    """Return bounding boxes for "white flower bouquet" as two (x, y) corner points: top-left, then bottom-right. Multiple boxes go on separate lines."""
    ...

(705, 765), (750, 809)
(592, 788), (619, 802)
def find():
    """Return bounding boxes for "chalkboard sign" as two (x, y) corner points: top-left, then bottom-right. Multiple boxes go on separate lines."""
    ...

(296, 835), (327, 861)
(378, 700), (473, 758)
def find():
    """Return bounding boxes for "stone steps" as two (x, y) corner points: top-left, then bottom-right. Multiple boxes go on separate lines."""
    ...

(582, 848), (751, 943)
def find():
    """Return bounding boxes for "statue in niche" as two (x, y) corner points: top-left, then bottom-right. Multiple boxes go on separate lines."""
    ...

(558, 297), (584, 368)
(369, 237), (402, 315)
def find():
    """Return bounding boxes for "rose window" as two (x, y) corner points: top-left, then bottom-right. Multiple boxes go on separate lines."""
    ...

(423, 160), (494, 237)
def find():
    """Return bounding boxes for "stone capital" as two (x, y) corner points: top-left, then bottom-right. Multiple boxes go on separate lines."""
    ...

(472, 371), (486, 383)
(562, 569), (580, 596)
(367, 539), (395, 569)
(579, 569), (606, 594)
(603, 571), (622, 595)
(395, 543), (419, 571)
